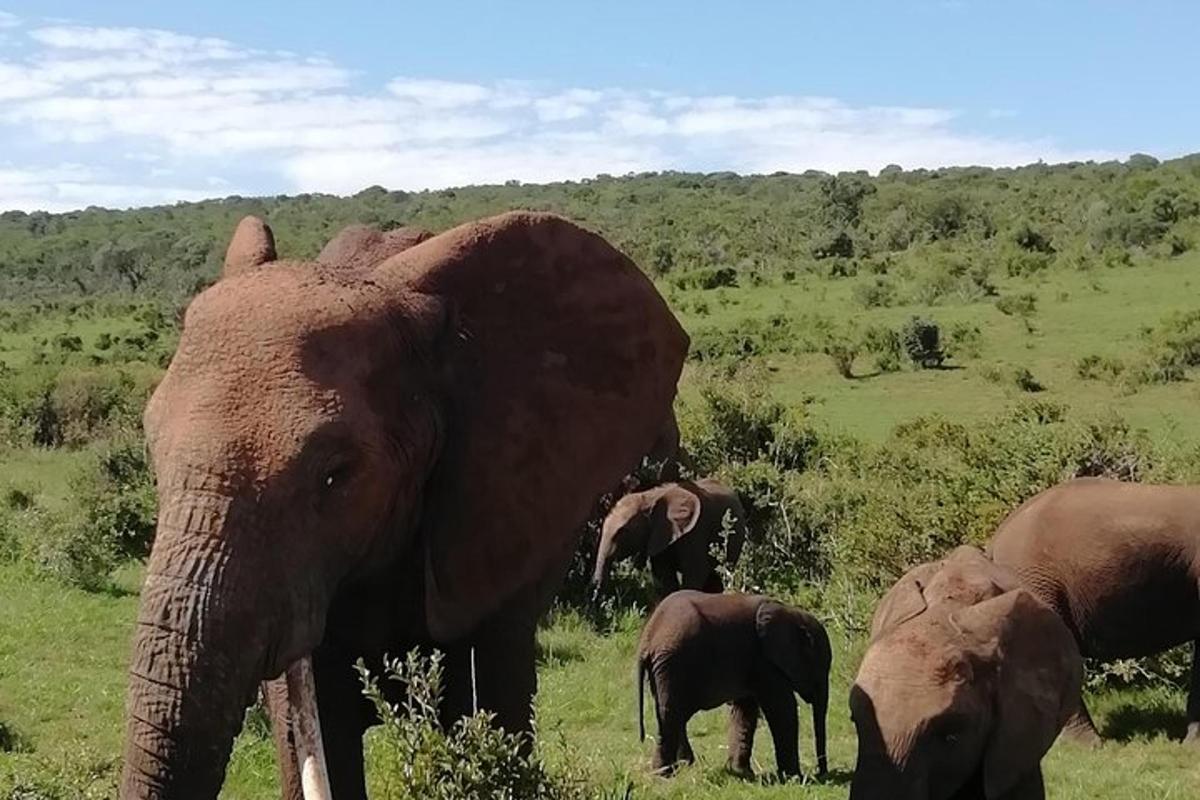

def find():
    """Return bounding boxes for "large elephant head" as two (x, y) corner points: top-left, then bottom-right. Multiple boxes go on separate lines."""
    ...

(850, 548), (1081, 800)
(121, 212), (688, 798)
(590, 482), (702, 597)
(756, 600), (832, 775)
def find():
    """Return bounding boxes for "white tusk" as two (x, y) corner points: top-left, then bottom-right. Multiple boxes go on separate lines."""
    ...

(285, 656), (333, 800)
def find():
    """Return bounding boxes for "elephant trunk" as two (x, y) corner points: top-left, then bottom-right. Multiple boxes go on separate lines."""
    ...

(120, 490), (274, 799)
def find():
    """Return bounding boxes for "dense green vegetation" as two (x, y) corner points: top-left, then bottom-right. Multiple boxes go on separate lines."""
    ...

(4, 154), (1200, 796)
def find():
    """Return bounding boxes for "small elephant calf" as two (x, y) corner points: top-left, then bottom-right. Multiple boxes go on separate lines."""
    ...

(636, 591), (830, 778)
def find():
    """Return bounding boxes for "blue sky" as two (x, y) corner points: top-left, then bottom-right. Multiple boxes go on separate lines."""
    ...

(0, 1), (1195, 211)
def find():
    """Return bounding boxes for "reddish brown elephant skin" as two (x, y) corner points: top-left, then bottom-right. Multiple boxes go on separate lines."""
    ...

(989, 477), (1200, 743)
(850, 546), (1081, 800)
(119, 212), (688, 800)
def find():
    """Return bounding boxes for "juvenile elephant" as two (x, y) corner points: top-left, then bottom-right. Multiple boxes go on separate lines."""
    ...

(850, 546), (1081, 800)
(990, 477), (1200, 745)
(591, 478), (749, 600)
(636, 590), (830, 778)
(119, 213), (688, 800)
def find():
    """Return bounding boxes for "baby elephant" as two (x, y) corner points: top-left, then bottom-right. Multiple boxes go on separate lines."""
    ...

(851, 546), (1082, 800)
(636, 590), (830, 778)
(593, 478), (749, 601)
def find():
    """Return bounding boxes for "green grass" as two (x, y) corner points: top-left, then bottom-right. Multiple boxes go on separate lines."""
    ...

(5, 255), (1200, 796)
(671, 253), (1200, 441)
(1, 570), (1198, 798)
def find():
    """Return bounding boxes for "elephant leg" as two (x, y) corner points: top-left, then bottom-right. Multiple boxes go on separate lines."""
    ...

(1186, 639), (1200, 744)
(726, 697), (759, 777)
(1060, 690), (1102, 748)
(652, 708), (690, 774)
(1000, 767), (1046, 800)
(757, 677), (800, 778)
(650, 555), (681, 599)
(260, 677), (303, 800)
(312, 646), (374, 799)
(441, 596), (539, 742)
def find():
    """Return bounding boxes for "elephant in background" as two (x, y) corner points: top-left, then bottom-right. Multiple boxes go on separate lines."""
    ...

(120, 212), (688, 800)
(990, 477), (1200, 745)
(636, 590), (830, 778)
(591, 477), (749, 601)
(850, 546), (1081, 800)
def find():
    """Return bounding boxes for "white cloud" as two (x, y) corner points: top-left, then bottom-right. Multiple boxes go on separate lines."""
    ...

(0, 12), (1115, 212)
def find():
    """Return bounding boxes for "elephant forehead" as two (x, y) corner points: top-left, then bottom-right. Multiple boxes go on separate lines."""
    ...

(182, 265), (369, 351)
(858, 628), (969, 693)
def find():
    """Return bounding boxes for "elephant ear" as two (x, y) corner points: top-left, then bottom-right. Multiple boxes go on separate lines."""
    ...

(223, 216), (276, 277)
(756, 602), (811, 687)
(374, 211), (688, 639)
(646, 485), (702, 558)
(318, 223), (433, 270)
(951, 589), (1083, 800)
(869, 561), (937, 639)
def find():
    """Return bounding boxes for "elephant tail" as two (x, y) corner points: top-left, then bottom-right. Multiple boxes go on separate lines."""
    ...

(637, 654), (648, 742)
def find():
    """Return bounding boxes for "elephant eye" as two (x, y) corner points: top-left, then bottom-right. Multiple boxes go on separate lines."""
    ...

(319, 462), (355, 495)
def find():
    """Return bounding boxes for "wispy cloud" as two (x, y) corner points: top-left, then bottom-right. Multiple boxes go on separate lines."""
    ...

(0, 13), (1112, 212)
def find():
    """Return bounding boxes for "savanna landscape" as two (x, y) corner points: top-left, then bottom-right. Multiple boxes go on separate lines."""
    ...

(4, 156), (1200, 798)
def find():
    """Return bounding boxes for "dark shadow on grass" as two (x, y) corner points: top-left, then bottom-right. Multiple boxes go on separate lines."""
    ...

(0, 719), (34, 754)
(1103, 699), (1188, 743)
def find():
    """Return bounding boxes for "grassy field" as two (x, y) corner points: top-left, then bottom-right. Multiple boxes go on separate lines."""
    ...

(6, 249), (1200, 796)
(1, 566), (1198, 799)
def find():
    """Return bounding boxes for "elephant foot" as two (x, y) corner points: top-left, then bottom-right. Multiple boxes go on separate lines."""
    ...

(1061, 719), (1103, 749)
(1183, 722), (1200, 746)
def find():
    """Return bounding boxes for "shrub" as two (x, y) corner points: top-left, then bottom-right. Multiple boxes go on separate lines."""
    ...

(995, 292), (1038, 317)
(671, 266), (738, 290)
(945, 322), (983, 360)
(1012, 367), (1045, 393)
(821, 334), (859, 378)
(900, 317), (944, 368)
(1005, 249), (1053, 278)
(32, 438), (157, 590)
(905, 255), (995, 305)
(852, 277), (895, 309)
(1076, 354), (1125, 381)
(810, 229), (854, 260)
(358, 650), (597, 800)
(861, 325), (903, 372)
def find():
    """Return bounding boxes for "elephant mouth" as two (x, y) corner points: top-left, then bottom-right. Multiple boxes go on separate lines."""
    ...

(284, 656), (334, 800)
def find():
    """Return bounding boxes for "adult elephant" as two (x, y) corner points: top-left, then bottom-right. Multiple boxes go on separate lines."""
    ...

(850, 546), (1081, 800)
(990, 477), (1200, 745)
(590, 478), (749, 601)
(120, 212), (688, 800)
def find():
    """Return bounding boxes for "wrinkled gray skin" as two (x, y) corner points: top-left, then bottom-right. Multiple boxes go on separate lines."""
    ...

(591, 478), (748, 601)
(990, 477), (1200, 746)
(850, 546), (1082, 800)
(637, 590), (830, 778)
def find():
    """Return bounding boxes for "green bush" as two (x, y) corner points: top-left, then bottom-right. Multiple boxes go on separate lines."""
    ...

(852, 277), (895, 308)
(995, 292), (1038, 317)
(1076, 354), (1125, 381)
(945, 322), (983, 360)
(860, 324), (903, 372)
(900, 317), (944, 368)
(821, 334), (859, 378)
(358, 650), (601, 800)
(1012, 367), (1045, 393)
